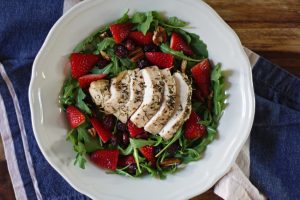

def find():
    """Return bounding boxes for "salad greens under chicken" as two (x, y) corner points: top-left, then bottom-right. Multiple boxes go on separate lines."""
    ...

(59, 10), (227, 179)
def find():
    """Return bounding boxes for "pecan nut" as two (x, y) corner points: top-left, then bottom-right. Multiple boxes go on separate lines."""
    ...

(128, 47), (144, 62)
(153, 26), (167, 46)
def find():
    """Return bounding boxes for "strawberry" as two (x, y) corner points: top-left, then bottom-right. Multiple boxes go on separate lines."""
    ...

(128, 31), (153, 45)
(90, 149), (119, 170)
(191, 59), (211, 98)
(66, 106), (85, 128)
(109, 23), (133, 43)
(90, 118), (113, 143)
(184, 111), (206, 140)
(145, 52), (174, 68)
(70, 53), (99, 79)
(78, 73), (107, 88)
(127, 120), (144, 138)
(170, 32), (193, 55)
(118, 155), (136, 167)
(140, 145), (156, 165)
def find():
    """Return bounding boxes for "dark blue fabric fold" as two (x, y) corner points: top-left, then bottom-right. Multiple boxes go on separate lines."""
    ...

(250, 58), (300, 200)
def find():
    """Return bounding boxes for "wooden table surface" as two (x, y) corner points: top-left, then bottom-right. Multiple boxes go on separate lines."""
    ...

(1, 1), (299, 199)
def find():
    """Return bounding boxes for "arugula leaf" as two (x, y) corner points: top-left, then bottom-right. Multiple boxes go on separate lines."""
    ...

(73, 26), (109, 53)
(96, 37), (115, 52)
(139, 11), (154, 35)
(188, 32), (208, 58)
(59, 77), (79, 107)
(161, 16), (188, 28)
(131, 12), (146, 24)
(130, 138), (157, 149)
(160, 43), (202, 62)
(155, 128), (182, 157)
(118, 144), (133, 155)
(76, 88), (92, 115)
(91, 63), (113, 75)
(108, 167), (134, 178)
(74, 152), (87, 169)
(77, 125), (102, 152)
(175, 29), (191, 44)
(116, 9), (130, 24)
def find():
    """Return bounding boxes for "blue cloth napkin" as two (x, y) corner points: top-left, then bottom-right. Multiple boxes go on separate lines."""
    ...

(0, 1), (299, 200)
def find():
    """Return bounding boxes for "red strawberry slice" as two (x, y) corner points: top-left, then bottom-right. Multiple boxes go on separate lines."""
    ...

(118, 155), (136, 167)
(140, 145), (156, 165)
(90, 149), (119, 170)
(90, 118), (113, 143)
(191, 59), (211, 98)
(66, 106), (85, 128)
(78, 73), (107, 88)
(145, 52), (174, 68)
(127, 120), (144, 138)
(170, 32), (193, 55)
(128, 31), (153, 45)
(184, 111), (206, 140)
(70, 53), (99, 79)
(110, 23), (133, 43)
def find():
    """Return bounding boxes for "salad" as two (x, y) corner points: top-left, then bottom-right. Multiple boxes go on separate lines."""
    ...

(59, 10), (226, 179)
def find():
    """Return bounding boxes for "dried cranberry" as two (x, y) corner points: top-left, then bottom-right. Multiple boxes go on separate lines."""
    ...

(127, 163), (137, 174)
(117, 121), (127, 132)
(122, 132), (130, 147)
(114, 44), (128, 58)
(143, 44), (159, 52)
(102, 115), (115, 131)
(97, 59), (109, 69)
(154, 145), (163, 155)
(166, 142), (180, 155)
(137, 59), (150, 69)
(124, 39), (136, 51)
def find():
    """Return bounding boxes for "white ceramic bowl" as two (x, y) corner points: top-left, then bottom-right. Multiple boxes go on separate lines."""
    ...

(29, 0), (255, 199)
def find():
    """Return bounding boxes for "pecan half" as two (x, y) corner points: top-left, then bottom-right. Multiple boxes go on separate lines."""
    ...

(100, 50), (110, 61)
(160, 158), (181, 167)
(153, 26), (167, 46)
(128, 47), (144, 62)
(88, 128), (97, 137)
(181, 59), (188, 74)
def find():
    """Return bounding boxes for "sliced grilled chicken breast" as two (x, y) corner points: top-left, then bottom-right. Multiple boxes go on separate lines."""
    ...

(103, 71), (130, 120)
(130, 66), (164, 128)
(159, 72), (192, 140)
(89, 79), (110, 107)
(125, 69), (145, 118)
(144, 69), (176, 134)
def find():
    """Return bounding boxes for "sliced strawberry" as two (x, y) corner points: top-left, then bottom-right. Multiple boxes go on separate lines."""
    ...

(118, 155), (136, 167)
(191, 59), (211, 98)
(127, 120), (144, 138)
(70, 53), (99, 79)
(109, 23), (133, 43)
(90, 118), (113, 143)
(128, 31), (153, 45)
(184, 111), (206, 140)
(170, 32), (193, 55)
(78, 73), (107, 88)
(90, 149), (119, 170)
(66, 106), (85, 128)
(145, 52), (174, 68)
(140, 145), (156, 165)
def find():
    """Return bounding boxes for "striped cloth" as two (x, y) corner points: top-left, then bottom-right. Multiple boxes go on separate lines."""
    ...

(1, 1), (300, 200)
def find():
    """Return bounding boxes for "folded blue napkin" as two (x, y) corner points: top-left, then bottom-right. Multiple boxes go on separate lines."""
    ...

(0, 1), (299, 200)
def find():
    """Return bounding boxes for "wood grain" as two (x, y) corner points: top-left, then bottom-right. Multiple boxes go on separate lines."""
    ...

(0, 1), (299, 200)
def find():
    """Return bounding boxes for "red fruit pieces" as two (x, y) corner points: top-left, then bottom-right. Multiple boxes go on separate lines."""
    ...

(70, 53), (99, 79)
(128, 31), (153, 45)
(140, 145), (156, 165)
(90, 149), (119, 170)
(66, 106), (85, 128)
(118, 155), (136, 167)
(170, 32), (193, 55)
(78, 73), (107, 88)
(109, 23), (133, 43)
(127, 120), (144, 138)
(184, 111), (206, 140)
(191, 59), (211, 98)
(90, 118), (113, 143)
(145, 52), (174, 68)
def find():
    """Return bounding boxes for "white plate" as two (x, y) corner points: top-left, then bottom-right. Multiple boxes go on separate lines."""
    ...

(29, 0), (255, 199)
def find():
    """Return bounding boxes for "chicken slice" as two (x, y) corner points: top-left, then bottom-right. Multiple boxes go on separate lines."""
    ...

(144, 69), (176, 134)
(89, 79), (110, 107)
(125, 69), (145, 118)
(159, 72), (192, 140)
(130, 66), (164, 128)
